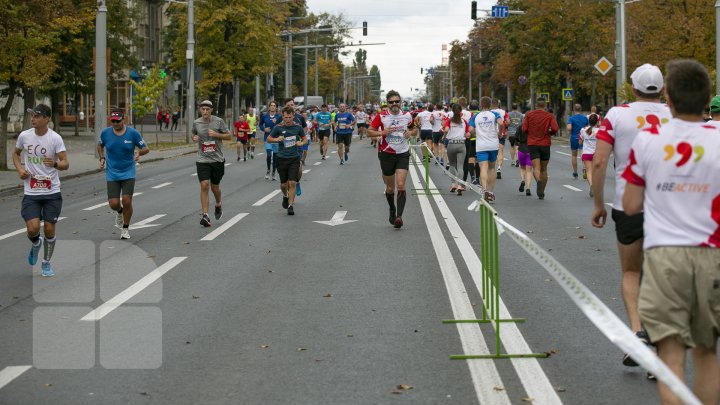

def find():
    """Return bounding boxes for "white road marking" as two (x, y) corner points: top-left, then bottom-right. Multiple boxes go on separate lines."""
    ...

(563, 184), (583, 192)
(313, 162), (322, 166)
(83, 193), (142, 211)
(0, 218), (66, 241)
(256, 153), (265, 156)
(408, 162), (511, 405)
(560, 144), (569, 148)
(0, 365), (32, 390)
(313, 211), (357, 226)
(81, 257), (187, 321)
(152, 182), (172, 189)
(605, 203), (613, 207)
(414, 154), (563, 404)
(201, 213), (248, 241)
(302, 169), (311, 174)
(129, 214), (166, 230)
(252, 189), (281, 206)
(191, 173), (197, 176)
(555, 151), (572, 157)
(224, 163), (232, 167)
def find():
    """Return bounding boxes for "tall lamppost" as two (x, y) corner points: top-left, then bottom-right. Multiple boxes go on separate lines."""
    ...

(94, 0), (107, 150)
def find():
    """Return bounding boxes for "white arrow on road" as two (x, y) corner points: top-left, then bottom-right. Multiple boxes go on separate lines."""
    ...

(313, 211), (357, 227)
(129, 214), (166, 230)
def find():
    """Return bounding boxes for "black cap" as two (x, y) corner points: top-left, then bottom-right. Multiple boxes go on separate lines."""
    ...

(27, 104), (51, 117)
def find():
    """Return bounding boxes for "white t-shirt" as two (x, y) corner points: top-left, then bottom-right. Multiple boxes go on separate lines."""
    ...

(370, 111), (414, 154)
(355, 111), (368, 124)
(622, 119), (720, 249)
(417, 111), (433, 130)
(15, 128), (66, 195)
(431, 110), (445, 132)
(471, 110), (501, 152)
(491, 108), (507, 136)
(445, 118), (469, 141)
(580, 126), (598, 155)
(597, 101), (672, 210)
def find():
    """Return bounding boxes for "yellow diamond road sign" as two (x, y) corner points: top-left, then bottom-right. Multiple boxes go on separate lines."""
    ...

(595, 56), (613, 76)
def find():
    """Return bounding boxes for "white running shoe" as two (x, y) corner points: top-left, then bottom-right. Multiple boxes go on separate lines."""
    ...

(115, 211), (123, 229)
(120, 228), (130, 240)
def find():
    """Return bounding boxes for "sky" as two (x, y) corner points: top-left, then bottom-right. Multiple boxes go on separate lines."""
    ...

(305, 0), (497, 100)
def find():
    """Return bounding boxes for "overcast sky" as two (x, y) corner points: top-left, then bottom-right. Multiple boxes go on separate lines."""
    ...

(305, 0), (497, 100)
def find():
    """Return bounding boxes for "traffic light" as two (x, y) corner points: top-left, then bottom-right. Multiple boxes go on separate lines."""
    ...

(471, 1), (477, 20)
(362, 21), (367, 36)
(420, 68), (423, 74)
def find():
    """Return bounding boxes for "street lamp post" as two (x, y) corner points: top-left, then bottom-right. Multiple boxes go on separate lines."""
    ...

(185, 0), (195, 143)
(94, 0), (107, 149)
(615, 0), (626, 104)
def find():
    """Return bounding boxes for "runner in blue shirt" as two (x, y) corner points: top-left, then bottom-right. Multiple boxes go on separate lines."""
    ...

(314, 104), (333, 159)
(333, 103), (355, 165)
(97, 111), (149, 239)
(259, 101), (282, 181)
(283, 98), (308, 196)
(566, 103), (589, 179)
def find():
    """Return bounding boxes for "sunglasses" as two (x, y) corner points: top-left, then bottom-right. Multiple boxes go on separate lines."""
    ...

(388, 100), (401, 105)
(111, 119), (122, 123)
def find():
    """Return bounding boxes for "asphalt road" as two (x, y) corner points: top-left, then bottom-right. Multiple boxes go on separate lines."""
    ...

(0, 137), (662, 404)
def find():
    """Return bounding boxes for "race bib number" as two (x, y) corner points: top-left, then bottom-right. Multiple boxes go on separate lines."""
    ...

(339, 124), (347, 129)
(201, 141), (217, 153)
(387, 134), (404, 145)
(283, 136), (297, 148)
(30, 175), (51, 190)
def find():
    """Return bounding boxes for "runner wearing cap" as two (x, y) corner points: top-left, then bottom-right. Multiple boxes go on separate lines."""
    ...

(192, 100), (231, 227)
(592, 63), (672, 373)
(13, 104), (69, 277)
(97, 111), (149, 239)
(709, 95), (720, 121)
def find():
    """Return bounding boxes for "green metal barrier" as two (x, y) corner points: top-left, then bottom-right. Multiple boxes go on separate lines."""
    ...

(412, 143), (441, 195)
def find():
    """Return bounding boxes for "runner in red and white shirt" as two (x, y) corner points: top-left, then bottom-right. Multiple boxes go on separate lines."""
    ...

(621, 59), (719, 404)
(368, 90), (418, 229)
(590, 63), (672, 370)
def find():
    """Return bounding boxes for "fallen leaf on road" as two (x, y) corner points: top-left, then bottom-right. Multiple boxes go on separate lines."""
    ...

(140, 391), (150, 396)
(266, 250), (271, 254)
(526, 230), (534, 234)
(260, 345), (270, 349)
(521, 397), (534, 402)
(493, 386), (505, 391)
(323, 293), (333, 298)
(183, 241), (190, 245)
(347, 334), (354, 338)
(192, 295), (199, 299)
(391, 391), (401, 395)
(72, 231), (79, 234)
(185, 341), (191, 345)
(578, 235), (586, 239)
(147, 255), (156, 258)
(397, 384), (413, 390)
(314, 359), (323, 362)
(575, 226), (581, 229)
(297, 348), (307, 351)
(544, 278), (551, 282)
(544, 348), (559, 357)
(555, 386), (566, 392)
(44, 383), (53, 387)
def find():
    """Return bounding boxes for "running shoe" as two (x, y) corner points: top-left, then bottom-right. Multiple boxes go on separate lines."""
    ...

(573, 172), (579, 179)
(537, 181), (545, 200)
(526, 189), (531, 196)
(457, 185), (465, 195)
(393, 216), (403, 229)
(237, 156), (240, 161)
(282, 196), (289, 209)
(214, 204), (223, 220)
(296, 182), (302, 196)
(515, 160), (519, 167)
(389, 206), (396, 225)
(582, 168), (587, 180)
(244, 156), (247, 162)
(271, 173), (276, 181)
(115, 210), (123, 229)
(265, 170), (270, 180)
(321, 155), (326, 160)
(28, 237), (43, 266)
(440, 159), (445, 167)
(496, 168), (502, 179)
(339, 160), (344, 166)
(200, 214), (212, 227)
(472, 179), (480, 186)
(589, 189), (594, 198)
(250, 152), (254, 159)
(344, 152), (348, 162)
(287, 205), (294, 215)
(519, 181), (525, 192)
(120, 228), (130, 240)
(623, 331), (652, 367)
(41, 261), (55, 277)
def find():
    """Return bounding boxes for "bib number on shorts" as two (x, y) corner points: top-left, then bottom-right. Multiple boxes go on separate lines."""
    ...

(30, 175), (51, 190)
(201, 141), (217, 153)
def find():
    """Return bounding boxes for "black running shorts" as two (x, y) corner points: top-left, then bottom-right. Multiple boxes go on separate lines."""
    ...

(508, 136), (517, 147)
(379, 151), (410, 176)
(419, 130), (433, 141)
(432, 132), (443, 144)
(528, 145), (551, 161)
(277, 157), (300, 183)
(196, 161), (225, 185)
(611, 209), (644, 245)
(337, 133), (352, 146)
(21, 193), (63, 223)
(107, 178), (136, 199)
(318, 129), (330, 139)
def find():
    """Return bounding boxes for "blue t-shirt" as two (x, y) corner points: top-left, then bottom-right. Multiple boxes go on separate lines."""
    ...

(568, 114), (589, 140)
(334, 112), (355, 135)
(99, 126), (146, 181)
(270, 124), (306, 159)
(259, 112), (282, 142)
(315, 111), (332, 130)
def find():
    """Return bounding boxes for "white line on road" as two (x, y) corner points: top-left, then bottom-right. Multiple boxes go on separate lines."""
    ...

(252, 189), (281, 207)
(82, 193), (142, 211)
(81, 257), (187, 321)
(563, 184), (583, 192)
(256, 153), (264, 156)
(0, 218), (67, 241)
(0, 365), (32, 391)
(191, 173), (197, 176)
(605, 203), (613, 207)
(201, 213), (248, 241)
(224, 163), (232, 167)
(555, 151), (572, 157)
(152, 182), (172, 189)
(302, 169), (311, 174)
(313, 162), (322, 166)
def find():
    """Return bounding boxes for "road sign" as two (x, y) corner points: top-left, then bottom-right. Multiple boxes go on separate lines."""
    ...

(491, 5), (509, 18)
(539, 92), (550, 101)
(562, 88), (574, 101)
(594, 56), (613, 76)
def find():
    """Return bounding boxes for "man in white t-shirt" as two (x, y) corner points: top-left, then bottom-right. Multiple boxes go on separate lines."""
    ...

(414, 104), (434, 159)
(430, 104), (446, 166)
(591, 63), (672, 370)
(490, 99), (509, 179)
(622, 59), (719, 405)
(355, 105), (369, 139)
(469, 97), (502, 201)
(12, 104), (69, 277)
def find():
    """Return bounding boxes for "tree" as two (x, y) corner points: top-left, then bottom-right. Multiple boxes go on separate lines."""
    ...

(369, 65), (381, 102)
(133, 66), (169, 145)
(308, 57), (342, 101)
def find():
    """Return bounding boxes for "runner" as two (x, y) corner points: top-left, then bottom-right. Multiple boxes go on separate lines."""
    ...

(454, 97), (477, 186)
(490, 99), (509, 179)
(246, 107), (258, 159)
(430, 103), (445, 166)
(514, 118), (532, 196)
(414, 104), (434, 161)
(282, 98), (308, 196)
(579, 114), (599, 197)
(314, 104), (333, 159)
(507, 103), (523, 167)
(259, 101), (281, 181)
(591, 63), (672, 371)
(442, 103), (470, 195)
(267, 106), (307, 215)
(192, 100), (231, 227)
(622, 59), (719, 403)
(97, 111), (150, 239)
(12, 104), (69, 277)
(355, 105), (368, 140)
(333, 103), (355, 165)
(233, 113), (251, 161)
(521, 97), (558, 200)
(567, 103), (589, 179)
(371, 103), (388, 148)
(367, 90), (417, 228)
(470, 97), (502, 202)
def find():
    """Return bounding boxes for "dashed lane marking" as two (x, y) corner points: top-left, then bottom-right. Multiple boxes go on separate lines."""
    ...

(0, 366), (32, 391)
(200, 213), (248, 241)
(0, 218), (67, 241)
(563, 185), (583, 192)
(152, 182), (172, 189)
(252, 190), (282, 207)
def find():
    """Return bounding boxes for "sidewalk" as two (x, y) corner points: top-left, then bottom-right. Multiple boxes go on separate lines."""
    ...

(2, 128), (196, 195)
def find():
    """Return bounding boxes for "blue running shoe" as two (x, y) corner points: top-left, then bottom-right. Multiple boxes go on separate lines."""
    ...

(344, 152), (348, 162)
(28, 237), (43, 266)
(296, 182), (302, 196)
(41, 261), (55, 277)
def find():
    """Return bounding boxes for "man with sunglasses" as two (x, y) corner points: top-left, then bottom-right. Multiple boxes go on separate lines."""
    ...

(368, 90), (418, 228)
(13, 104), (69, 277)
(97, 111), (149, 239)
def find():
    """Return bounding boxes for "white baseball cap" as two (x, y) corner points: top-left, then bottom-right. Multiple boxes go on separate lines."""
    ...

(630, 64), (664, 93)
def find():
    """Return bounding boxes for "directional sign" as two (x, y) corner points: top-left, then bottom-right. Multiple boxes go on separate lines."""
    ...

(594, 56), (613, 76)
(538, 92), (550, 101)
(491, 5), (509, 18)
(314, 211), (357, 227)
(129, 214), (166, 230)
(562, 88), (574, 101)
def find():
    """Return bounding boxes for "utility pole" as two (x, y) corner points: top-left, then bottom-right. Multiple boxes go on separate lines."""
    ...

(478, 47), (482, 99)
(468, 52), (472, 101)
(303, 35), (308, 107)
(314, 47), (319, 96)
(615, 0), (626, 104)
(94, 0), (107, 149)
(186, 0), (195, 143)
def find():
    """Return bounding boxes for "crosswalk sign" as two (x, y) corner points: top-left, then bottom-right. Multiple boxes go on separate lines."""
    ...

(562, 88), (573, 101)
(539, 92), (550, 101)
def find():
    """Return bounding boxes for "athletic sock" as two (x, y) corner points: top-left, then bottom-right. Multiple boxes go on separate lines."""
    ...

(266, 155), (272, 170)
(28, 232), (41, 245)
(123, 224), (129, 229)
(463, 163), (469, 181)
(475, 163), (481, 179)
(396, 190), (407, 217)
(117, 207), (123, 214)
(385, 192), (396, 210)
(43, 237), (56, 262)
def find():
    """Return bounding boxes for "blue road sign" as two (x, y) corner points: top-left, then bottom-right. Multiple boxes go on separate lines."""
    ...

(491, 6), (509, 18)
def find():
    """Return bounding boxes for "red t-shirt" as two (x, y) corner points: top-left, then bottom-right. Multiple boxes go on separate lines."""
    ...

(234, 121), (250, 139)
(521, 109), (558, 146)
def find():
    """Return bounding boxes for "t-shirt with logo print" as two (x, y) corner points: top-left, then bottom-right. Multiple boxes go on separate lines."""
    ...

(470, 110), (501, 152)
(622, 119), (720, 249)
(507, 111), (524, 137)
(370, 111), (415, 154)
(334, 112), (355, 135)
(15, 128), (66, 196)
(193, 115), (230, 163)
(315, 111), (332, 131)
(99, 126), (146, 181)
(270, 124), (305, 159)
(597, 101), (671, 210)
